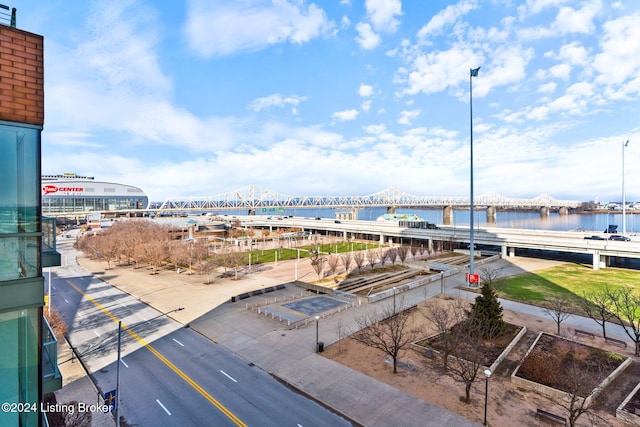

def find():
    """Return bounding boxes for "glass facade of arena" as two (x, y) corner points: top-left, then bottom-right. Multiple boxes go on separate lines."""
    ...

(0, 122), (43, 427)
(42, 195), (149, 214)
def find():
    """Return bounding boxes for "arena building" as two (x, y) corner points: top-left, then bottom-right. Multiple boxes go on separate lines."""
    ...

(42, 173), (149, 214)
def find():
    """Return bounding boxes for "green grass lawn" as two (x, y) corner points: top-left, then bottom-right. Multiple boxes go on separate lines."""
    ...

(238, 241), (379, 264)
(491, 263), (640, 313)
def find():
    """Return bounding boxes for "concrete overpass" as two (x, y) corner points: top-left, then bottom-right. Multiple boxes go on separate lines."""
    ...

(237, 216), (640, 270)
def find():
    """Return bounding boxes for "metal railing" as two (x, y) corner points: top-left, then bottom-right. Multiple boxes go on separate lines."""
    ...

(0, 4), (16, 28)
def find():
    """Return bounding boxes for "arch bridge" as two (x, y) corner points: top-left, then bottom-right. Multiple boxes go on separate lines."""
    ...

(158, 186), (581, 218)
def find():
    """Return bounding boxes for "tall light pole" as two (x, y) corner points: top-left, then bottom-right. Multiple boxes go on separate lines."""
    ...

(469, 66), (480, 285)
(623, 140), (629, 235)
(115, 307), (184, 427)
(315, 315), (320, 353)
(483, 368), (492, 426)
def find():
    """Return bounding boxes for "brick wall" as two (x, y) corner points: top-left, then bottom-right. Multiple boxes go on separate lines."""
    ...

(0, 24), (43, 126)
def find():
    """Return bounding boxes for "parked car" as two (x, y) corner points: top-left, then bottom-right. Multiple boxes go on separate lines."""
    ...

(609, 235), (631, 241)
(334, 220), (341, 224)
(584, 235), (606, 240)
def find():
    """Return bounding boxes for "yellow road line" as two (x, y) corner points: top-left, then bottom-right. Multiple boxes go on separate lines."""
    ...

(65, 279), (247, 426)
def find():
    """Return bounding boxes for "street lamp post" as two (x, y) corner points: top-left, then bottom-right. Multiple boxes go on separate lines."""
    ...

(469, 67), (480, 285)
(623, 140), (629, 235)
(315, 315), (320, 353)
(483, 368), (492, 426)
(115, 307), (184, 427)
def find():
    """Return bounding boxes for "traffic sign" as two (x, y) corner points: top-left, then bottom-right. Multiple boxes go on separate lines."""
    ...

(104, 389), (116, 412)
(467, 273), (479, 284)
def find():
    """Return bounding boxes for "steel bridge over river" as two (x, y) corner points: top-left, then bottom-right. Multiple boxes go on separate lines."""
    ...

(158, 185), (581, 212)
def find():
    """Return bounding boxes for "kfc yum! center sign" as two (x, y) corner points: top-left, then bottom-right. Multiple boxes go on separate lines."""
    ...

(42, 185), (84, 195)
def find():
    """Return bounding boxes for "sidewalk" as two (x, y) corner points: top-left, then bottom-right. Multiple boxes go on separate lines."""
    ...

(53, 338), (115, 427)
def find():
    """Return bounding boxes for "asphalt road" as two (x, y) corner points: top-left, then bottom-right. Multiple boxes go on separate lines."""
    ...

(51, 236), (353, 427)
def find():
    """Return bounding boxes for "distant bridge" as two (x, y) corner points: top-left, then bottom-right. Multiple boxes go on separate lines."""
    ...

(158, 185), (582, 213)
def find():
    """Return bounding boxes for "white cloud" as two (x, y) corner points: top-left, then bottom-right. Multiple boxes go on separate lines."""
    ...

(248, 94), (308, 112)
(398, 109), (421, 126)
(518, 0), (572, 17)
(358, 84), (374, 97)
(77, 1), (170, 98)
(593, 14), (640, 88)
(354, 0), (402, 50)
(557, 41), (590, 65)
(183, 0), (334, 57)
(518, 0), (602, 39)
(360, 100), (372, 112)
(417, 0), (478, 40)
(355, 22), (380, 50)
(332, 109), (359, 121)
(398, 46), (478, 96)
(538, 82), (557, 94)
(365, 0), (402, 33)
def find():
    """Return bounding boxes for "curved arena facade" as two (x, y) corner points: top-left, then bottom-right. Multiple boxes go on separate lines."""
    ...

(42, 175), (149, 214)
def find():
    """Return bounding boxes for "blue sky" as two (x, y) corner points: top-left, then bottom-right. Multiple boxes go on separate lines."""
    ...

(17, 0), (640, 202)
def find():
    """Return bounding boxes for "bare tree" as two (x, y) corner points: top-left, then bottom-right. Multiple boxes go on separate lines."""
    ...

(579, 290), (616, 339)
(353, 251), (365, 272)
(542, 296), (572, 335)
(387, 248), (398, 265)
(366, 250), (378, 269)
(556, 360), (607, 427)
(197, 257), (219, 284)
(422, 297), (468, 369)
(326, 254), (340, 277)
(378, 249), (389, 266)
(62, 400), (92, 427)
(478, 265), (504, 285)
(351, 297), (422, 374)
(444, 320), (489, 404)
(342, 252), (353, 275)
(397, 246), (409, 264)
(309, 251), (325, 281)
(410, 244), (418, 259)
(605, 286), (640, 356)
(94, 232), (121, 269)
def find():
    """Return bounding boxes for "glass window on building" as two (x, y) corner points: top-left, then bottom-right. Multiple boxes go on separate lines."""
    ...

(0, 123), (42, 427)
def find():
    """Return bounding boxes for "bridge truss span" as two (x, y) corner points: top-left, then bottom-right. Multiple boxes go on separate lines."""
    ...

(157, 185), (582, 212)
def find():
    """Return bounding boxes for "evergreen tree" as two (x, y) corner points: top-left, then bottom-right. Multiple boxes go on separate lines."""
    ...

(467, 282), (505, 339)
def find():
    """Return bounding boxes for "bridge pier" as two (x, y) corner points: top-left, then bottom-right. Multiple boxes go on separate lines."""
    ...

(559, 206), (568, 215)
(540, 206), (549, 217)
(379, 234), (385, 245)
(248, 209), (255, 215)
(592, 251), (610, 270)
(486, 206), (496, 224)
(387, 206), (397, 214)
(443, 206), (453, 225)
(501, 245), (515, 258)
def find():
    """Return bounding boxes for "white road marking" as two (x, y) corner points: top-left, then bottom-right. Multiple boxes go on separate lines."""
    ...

(156, 399), (171, 415)
(64, 298), (69, 304)
(220, 370), (237, 383)
(120, 359), (129, 368)
(94, 331), (101, 337)
(172, 338), (184, 347)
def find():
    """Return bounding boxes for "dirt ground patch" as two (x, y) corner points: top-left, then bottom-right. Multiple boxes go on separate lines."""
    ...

(322, 295), (635, 427)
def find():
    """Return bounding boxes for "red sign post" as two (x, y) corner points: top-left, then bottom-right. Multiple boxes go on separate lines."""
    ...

(467, 273), (479, 284)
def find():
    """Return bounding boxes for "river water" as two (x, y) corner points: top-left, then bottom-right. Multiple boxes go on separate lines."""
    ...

(215, 207), (640, 233)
